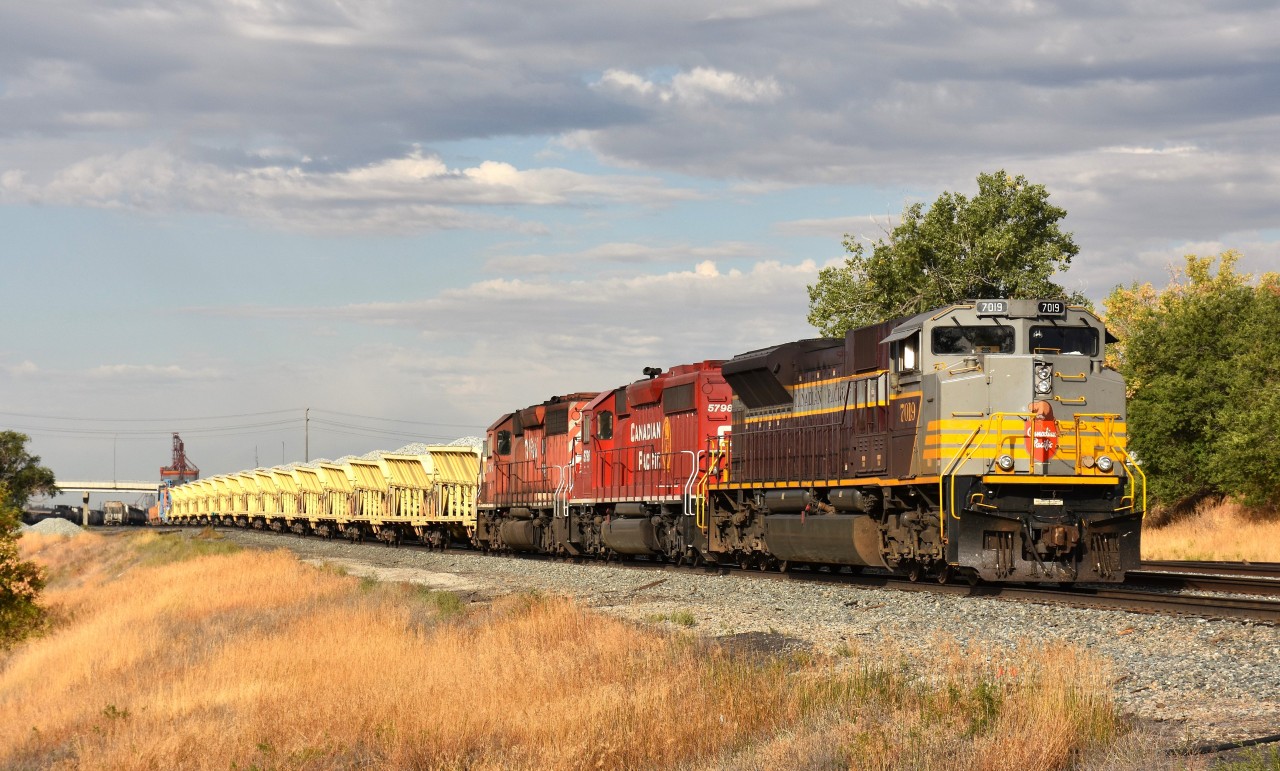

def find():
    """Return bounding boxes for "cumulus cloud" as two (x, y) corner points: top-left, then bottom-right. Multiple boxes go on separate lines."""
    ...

(0, 147), (697, 234)
(482, 241), (768, 274)
(596, 67), (783, 105)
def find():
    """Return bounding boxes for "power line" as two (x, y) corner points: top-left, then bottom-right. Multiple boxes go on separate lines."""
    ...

(0, 408), (302, 423)
(4, 419), (302, 437)
(309, 418), (460, 442)
(310, 409), (485, 430)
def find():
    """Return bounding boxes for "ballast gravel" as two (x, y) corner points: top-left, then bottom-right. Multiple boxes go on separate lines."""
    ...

(201, 528), (1279, 748)
(24, 518), (86, 536)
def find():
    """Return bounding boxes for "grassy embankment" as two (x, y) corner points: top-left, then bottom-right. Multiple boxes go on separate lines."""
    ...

(4, 529), (1134, 770)
(1142, 497), (1280, 562)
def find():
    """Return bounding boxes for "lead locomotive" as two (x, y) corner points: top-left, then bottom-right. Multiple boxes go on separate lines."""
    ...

(710, 299), (1142, 582)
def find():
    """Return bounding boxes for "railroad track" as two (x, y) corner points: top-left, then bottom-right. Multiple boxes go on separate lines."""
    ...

(1127, 560), (1280, 598)
(773, 568), (1280, 623)
(167, 526), (1280, 624)
(1141, 560), (1280, 577)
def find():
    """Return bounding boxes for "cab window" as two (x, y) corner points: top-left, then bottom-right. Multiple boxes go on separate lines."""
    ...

(496, 430), (512, 456)
(932, 325), (1015, 355)
(597, 410), (614, 440)
(894, 332), (921, 375)
(1029, 326), (1098, 356)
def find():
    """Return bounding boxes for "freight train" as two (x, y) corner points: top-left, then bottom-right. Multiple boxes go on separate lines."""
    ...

(166, 300), (1144, 583)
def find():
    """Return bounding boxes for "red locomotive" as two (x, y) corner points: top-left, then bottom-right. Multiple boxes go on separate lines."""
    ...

(477, 361), (733, 561)
(475, 392), (596, 553)
(569, 361), (732, 560)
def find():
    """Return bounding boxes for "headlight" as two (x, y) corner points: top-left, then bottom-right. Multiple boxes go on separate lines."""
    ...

(1096, 455), (1114, 473)
(996, 454), (1015, 472)
(1034, 363), (1054, 394)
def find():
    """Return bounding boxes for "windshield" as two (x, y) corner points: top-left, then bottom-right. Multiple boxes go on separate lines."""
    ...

(1029, 326), (1099, 356)
(932, 325), (1015, 355)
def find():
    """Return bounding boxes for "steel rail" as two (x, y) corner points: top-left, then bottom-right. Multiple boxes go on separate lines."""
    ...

(1140, 560), (1280, 579)
(1125, 570), (1280, 598)
(153, 524), (1280, 623)
(760, 568), (1280, 623)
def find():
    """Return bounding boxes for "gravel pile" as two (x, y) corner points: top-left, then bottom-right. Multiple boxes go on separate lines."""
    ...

(208, 528), (1280, 747)
(448, 436), (484, 450)
(26, 517), (86, 536)
(216, 439), (483, 477)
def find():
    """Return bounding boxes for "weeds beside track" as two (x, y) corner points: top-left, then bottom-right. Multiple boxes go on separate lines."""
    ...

(3, 530), (1136, 771)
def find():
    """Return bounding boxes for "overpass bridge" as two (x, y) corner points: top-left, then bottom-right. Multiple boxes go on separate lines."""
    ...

(56, 480), (164, 494)
(52, 480), (166, 526)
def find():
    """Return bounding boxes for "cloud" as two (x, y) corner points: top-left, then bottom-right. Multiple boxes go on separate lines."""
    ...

(194, 258), (822, 406)
(773, 215), (897, 240)
(482, 241), (768, 274)
(596, 67), (783, 105)
(3, 360), (39, 377)
(86, 364), (224, 381)
(0, 147), (697, 234)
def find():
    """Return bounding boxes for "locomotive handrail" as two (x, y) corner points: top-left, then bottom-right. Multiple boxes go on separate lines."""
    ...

(1122, 453), (1148, 517)
(551, 464), (566, 518)
(941, 411), (1141, 536)
(939, 412), (1038, 533)
(939, 423), (986, 540)
(680, 449), (704, 517)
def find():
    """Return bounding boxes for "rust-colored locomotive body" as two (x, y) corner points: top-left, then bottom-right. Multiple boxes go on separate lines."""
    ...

(475, 393), (597, 553)
(565, 361), (733, 558)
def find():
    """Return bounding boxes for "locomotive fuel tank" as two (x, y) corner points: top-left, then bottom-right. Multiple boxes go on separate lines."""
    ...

(762, 514), (886, 567)
(600, 518), (660, 555)
(499, 520), (540, 551)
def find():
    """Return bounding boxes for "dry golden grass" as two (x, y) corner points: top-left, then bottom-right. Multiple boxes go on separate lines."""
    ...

(4, 530), (1133, 770)
(1142, 497), (1280, 562)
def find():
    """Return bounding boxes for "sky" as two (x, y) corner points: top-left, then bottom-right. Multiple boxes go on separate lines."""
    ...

(2, 0), (1277, 500)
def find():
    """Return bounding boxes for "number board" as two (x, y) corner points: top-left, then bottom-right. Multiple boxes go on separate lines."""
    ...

(1037, 300), (1067, 317)
(975, 300), (1008, 316)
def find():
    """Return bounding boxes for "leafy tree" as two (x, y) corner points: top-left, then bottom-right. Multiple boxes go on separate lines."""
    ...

(0, 430), (58, 510)
(0, 432), (54, 646)
(1105, 252), (1280, 509)
(807, 170), (1084, 336)
(0, 482), (45, 647)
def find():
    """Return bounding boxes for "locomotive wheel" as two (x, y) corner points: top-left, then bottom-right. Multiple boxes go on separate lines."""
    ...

(907, 563), (923, 582)
(778, 560), (789, 573)
(937, 566), (951, 585)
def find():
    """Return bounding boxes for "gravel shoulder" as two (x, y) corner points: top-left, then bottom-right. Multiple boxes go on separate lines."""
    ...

(203, 527), (1280, 749)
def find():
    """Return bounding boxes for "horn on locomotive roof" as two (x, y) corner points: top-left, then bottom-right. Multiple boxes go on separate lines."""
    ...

(643, 366), (662, 379)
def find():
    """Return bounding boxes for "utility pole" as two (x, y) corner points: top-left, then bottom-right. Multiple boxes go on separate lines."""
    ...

(305, 407), (310, 462)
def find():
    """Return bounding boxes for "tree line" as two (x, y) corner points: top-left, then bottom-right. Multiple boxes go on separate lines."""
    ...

(808, 170), (1280, 512)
